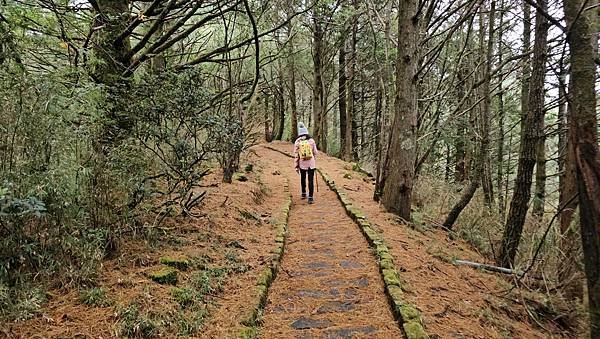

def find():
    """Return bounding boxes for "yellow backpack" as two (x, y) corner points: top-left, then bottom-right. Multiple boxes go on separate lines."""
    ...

(299, 140), (313, 160)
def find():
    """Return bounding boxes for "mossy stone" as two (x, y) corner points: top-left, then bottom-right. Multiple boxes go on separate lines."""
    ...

(159, 257), (190, 271)
(234, 173), (248, 182)
(257, 267), (273, 287)
(379, 251), (394, 262)
(382, 268), (401, 286)
(376, 244), (389, 256)
(348, 207), (366, 220)
(399, 304), (421, 322)
(148, 267), (178, 285)
(257, 283), (269, 307)
(403, 320), (429, 339)
(380, 258), (395, 270)
(387, 284), (404, 302)
(275, 235), (285, 243)
(343, 172), (353, 179)
(272, 245), (283, 257)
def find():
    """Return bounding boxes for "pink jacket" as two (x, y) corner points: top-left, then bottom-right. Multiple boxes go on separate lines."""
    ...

(293, 136), (318, 170)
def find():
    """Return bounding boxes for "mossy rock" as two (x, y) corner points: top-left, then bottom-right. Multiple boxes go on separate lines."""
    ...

(376, 244), (390, 256)
(387, 284), (404, 302)
(234, 173), (248, 182)
(272, 244), (283, 257)
(275, 235), (285, 243)
(257, 267), (273, 287)
(239, 326), (258, 339)
(244, 164), (254, 172)
(379, 251), (394, 262)
(343, 172), (353, 179)
(403, 320), (429, 339)
(363, 227), (381, 244)
(382, 268), (401, 286)
(257, 283), (269, 307)
(380, 258), (395, 270)
(399, 304), (421, 322)
(148, 267), (178, 285)
(159, 257), (190, 271)
(347, 206), (366, 220)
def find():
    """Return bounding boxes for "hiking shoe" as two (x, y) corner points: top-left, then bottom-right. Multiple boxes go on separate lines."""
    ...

(308, 197), (314, 204)
(301, 193), (307, 199)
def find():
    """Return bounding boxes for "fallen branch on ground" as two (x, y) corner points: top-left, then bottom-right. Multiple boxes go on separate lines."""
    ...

(453, 259), (523, 276)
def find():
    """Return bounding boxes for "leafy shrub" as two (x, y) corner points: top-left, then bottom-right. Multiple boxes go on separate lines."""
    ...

(80, 287), (111, 307)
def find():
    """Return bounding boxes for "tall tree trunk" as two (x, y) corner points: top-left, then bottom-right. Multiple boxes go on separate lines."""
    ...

(498, 0), (548, 268)
(312, 8), (326, 151)
(496, 0), (506, 217)
(480, 5), (494, 208)
(287, 25), (298, 141)
(444, 0), (495, 229)
(562, 0), (600, 333)
(557, 70), (582, 297)
(344, 1), (358, 161)
(454, 71), (467, 183)
(339, 24), (348, 156)
(381, 0), (418, 221)
(532, 125), (546, 218)
(275, 78), (285, 141)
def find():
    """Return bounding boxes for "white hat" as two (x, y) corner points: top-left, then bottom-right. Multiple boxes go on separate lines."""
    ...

(298, 122), (308, 136)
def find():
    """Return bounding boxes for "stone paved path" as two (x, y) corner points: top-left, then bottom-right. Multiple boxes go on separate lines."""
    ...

(258, 147), (401, 338)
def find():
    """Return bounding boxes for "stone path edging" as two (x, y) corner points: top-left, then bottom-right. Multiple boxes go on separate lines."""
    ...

(262, 144), (428, 339)
(239, 178), (292, 338)
(317, 170), (429, 339)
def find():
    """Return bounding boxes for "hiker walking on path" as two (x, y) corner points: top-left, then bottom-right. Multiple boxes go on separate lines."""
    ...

(293, 122), (318, 204)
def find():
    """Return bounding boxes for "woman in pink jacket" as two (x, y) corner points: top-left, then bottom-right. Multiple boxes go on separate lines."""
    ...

(293, 122), (318, 204)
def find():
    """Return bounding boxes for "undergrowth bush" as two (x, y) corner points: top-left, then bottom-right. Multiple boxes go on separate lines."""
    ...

(0, 63), (250, 320)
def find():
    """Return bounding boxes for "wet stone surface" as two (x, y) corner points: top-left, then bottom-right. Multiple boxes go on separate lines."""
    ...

(324, 326), (378, 338)
(340, 260), (364, 269)
(315, 301), (357, 314)
(291, 317), (333, 330)
(306, 261), (335, 269)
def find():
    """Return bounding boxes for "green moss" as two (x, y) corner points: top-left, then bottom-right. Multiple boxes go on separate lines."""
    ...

(376, 244), (390, 257)
(257, 267), (273, 287)
(379, 251), (394, 262)
(160, 257), (190, 271)
(380, 258), (395, 270)
(171, 287), (195, 307)
(257, 284), (269, 307)
(402, 320), (429, 339)
(343, 172), (353, 179)
(244, 164), (254, 172)
(148, 267), (178, 285)
(275, 235), (285, 243)
(347, 206), (366, 220)
(382, 269), (401, 286)
(239, 326), (258, 339)
(399, 304), (421, 321)
(387, 284), (404, 302)
(234, 173), (248, 182)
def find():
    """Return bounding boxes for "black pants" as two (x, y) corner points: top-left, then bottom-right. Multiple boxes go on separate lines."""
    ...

(300, 168), (315, 197)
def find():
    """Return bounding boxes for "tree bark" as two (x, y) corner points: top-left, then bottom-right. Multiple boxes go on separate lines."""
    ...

(444, 0), (495, 229)
(312, 7), (327, 151)
(498, 0), (548, 268)
(344, 1), (358, 162)
(562, 0), (600, 333)
(381, 0), (419, 221)
(286, 19), (298, 141)
(496, 0), (506, 217)
(339, 23), (348, 156)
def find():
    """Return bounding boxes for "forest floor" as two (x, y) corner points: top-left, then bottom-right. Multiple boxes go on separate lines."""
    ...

(3, 142), (570, 338)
